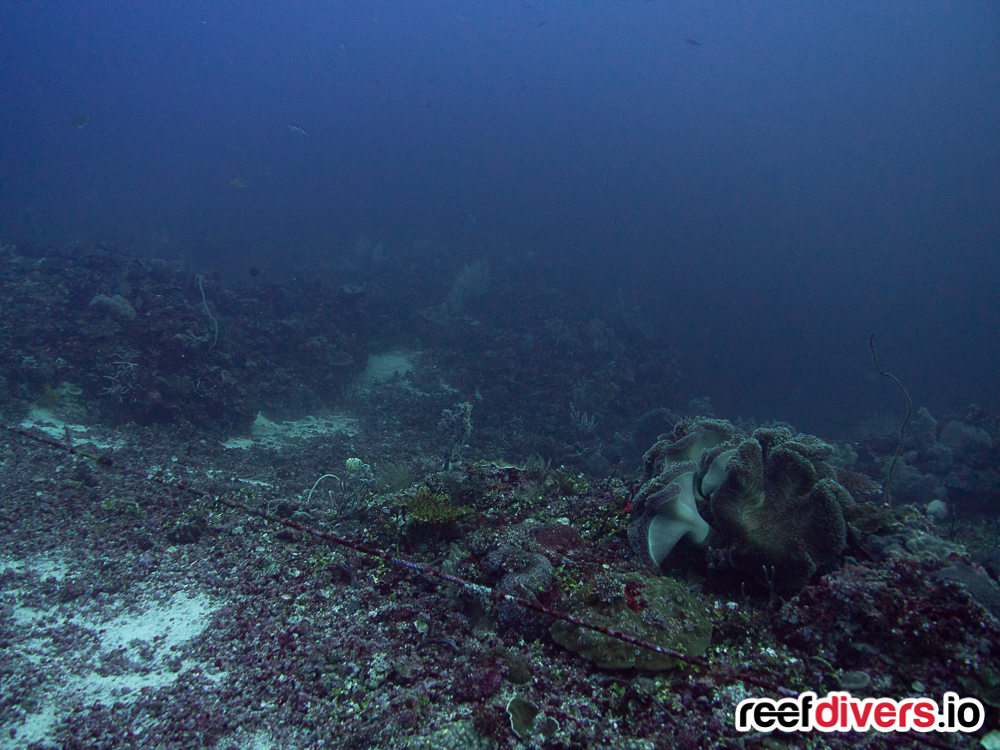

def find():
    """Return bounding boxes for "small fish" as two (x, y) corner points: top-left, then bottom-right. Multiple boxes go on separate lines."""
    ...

(287, 124), (308, 137)
(684, 38), (704, 46)
(228, 177), (249, 188)
(71, 115), (89, 128)
(468, 214), (477, 223)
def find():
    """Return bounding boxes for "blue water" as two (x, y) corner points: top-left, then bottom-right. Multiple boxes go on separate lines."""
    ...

(3, 0), (998, 434)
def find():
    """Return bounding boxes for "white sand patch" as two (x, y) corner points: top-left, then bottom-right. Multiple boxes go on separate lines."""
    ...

(221, 727), (282, 750)
(219, 350), (427, 452)
(97, 593), (213, 655)
(360, 349), (417, 388)
(1, 555), (219, 746)
(357, 348), (454, 396)
(222, 436), (256, 449)
(3, 556), (73, 628)
(1, 554), (69, 581)
(221, 411), (358, 451)
(18, 407), (121, 450)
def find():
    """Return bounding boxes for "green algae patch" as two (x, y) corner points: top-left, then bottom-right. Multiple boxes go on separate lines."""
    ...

(550, 572), (712, 671)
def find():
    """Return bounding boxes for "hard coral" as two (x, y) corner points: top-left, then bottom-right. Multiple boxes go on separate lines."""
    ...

(481, 545), (557, 638)
(531, 522), (583, 558)
(89, 292), (137, 323)
(711, 430), (850, 591)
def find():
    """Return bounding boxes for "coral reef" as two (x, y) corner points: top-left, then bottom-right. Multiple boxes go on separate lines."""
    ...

(853, 404), (999, 518)
(0, 241), (682, 470)
(774, 557), (1000, 709)
(2, 240), (999, 749)
(2, 412), (998, 749)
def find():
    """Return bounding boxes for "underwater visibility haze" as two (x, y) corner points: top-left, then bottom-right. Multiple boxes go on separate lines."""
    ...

(1, 1), (999, 748)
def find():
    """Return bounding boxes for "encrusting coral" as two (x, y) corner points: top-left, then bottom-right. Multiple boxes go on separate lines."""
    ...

(550, 571), (712, 670)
